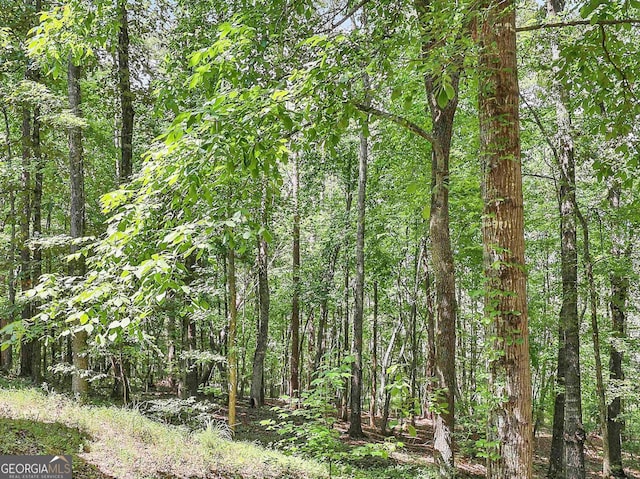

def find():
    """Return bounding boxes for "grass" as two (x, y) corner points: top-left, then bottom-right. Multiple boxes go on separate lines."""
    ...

(0, 383), (327, 479)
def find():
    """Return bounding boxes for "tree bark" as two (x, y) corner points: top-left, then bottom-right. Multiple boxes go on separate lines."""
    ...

(68, 56), (88, 396)
(607, 184), (628, 479)
(30, 101), (43, 383)
(117, 0), (134, 183)
(414, 0), (461, 472)
(478, 2), (533, 478)
(290, 154), (301, 398)
(19, 105), (33, 379)
(348, 81), (369, 438)
(227, 248), (238, 433)
(369, 280), (378, 427)
(1, 108), (16, 371)
(250, 181), (270, 407)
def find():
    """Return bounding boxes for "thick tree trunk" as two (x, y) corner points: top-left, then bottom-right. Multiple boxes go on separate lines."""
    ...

(250, 182), (270, 407)
(607, 184), (627, 479)
(68, 57), (88, 396)
(290, 154), (301, 398)
(478, 2), (533, 478)
(414, 1), (461, 471)
(544, 3), (586, 478)
(227, 248), (238, 433)
(117, 0), (134, 183)
(348, 89), (368, 438)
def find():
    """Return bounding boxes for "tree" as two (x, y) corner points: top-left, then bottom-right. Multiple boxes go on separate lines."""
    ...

(250, 180), (271, 408)
(348, 74), (369, 438)
(117, 0), (134, 184)
(68, 55), (88, 396)
(478, 1), (533, 478)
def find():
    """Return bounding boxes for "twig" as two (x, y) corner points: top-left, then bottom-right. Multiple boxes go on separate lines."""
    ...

(516, 18), (640, 32)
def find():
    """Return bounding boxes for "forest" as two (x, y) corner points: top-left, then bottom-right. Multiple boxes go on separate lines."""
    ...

(0, 0), (639, 478)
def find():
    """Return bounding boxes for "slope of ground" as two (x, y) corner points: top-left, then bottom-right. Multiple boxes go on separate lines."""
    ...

(0, 382), (326, 479)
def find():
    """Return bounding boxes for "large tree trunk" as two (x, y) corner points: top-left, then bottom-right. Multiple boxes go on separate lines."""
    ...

(68, 57), (88, 397)
(607, 184), (628, 479)
(414, 1), (461, 471)
(544, 3), (586, 478)
(117, 0), (134, 183)
(250, 182), (270, 407)
(348, 84), (369, 438)
(478, 2), (533, 478)
(290, 154), (301, 398)
(227, 248), (238, 433)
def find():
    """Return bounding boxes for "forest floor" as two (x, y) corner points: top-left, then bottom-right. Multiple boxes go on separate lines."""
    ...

(0, 377), (639, 479)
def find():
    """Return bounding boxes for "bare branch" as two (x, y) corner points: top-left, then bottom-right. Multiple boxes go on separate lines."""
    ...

(353, 102), (437, 144)
(516, 18), (640, 32)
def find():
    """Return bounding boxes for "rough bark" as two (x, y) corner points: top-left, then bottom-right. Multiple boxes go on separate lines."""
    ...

(607, 184), (627, 479)
(478, 1), (533, 478)
(117, 0), (134, 183)
(348, 86), (368, 438)
(250, 182), (270, 407)
(68, 56), (88, 396)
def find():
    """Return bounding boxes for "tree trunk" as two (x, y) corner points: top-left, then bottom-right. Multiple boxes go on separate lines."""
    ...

(117, 0), (134, 183)
(250, 182), (270, 407)
(607, 184), (627, 479)
(544, 2), (586, 478)
(1, 108), (16, 371)
(227, 248), (238, 433)
(290, 154), (301, 398)
(576, 207), (610, 477)
(369, 280), (378, 427)
(30, 102), (43, 383)
(348, 82), (369, 438)
(314, 244), (339, 372)
(68, 56), (88, 397)
(478, 2), (533, 478)
(413, 2), (461, 470)
(19, 105), (33, 379)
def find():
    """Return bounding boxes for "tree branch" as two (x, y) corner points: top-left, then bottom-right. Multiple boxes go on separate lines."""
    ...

(516, 18), (640, 32)
(353, 102), (437, 145)
(328, 0), (371, 31)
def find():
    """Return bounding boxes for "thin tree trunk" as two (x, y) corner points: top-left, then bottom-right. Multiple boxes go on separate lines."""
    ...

(250, 182), (270, 407)
(348, 78), (369, 438)
(227, 248), (238, 433)
(290, 154), (301, 398)
(575, 207), (610, 477)
(19, 104), (33, 378)
(68, 56), (88, 396)
(117, 0), (134, 183)
(607, 184), (628, 479)
(314, 244), (339, 372)
(1, 108), (16, 371)
(30, 101), (43, 383)
(478, 1), (533, 478)
(369, 280), (378, 427)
